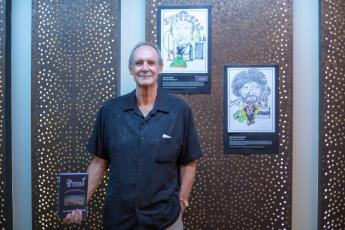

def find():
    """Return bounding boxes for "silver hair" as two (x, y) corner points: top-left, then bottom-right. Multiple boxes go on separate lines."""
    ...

(128, 42), (163, 69)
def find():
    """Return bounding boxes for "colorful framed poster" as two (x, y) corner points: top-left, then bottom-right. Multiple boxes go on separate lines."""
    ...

(224, 65), (279, 154)
(157, 5), (211, 94)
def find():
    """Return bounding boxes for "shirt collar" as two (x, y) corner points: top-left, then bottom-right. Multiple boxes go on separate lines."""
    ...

(153, 90), (171, 113)
(122, 89), (171, 113)
(121, 90), (137, 111)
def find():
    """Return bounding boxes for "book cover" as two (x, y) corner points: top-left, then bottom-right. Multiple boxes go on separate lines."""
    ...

(57, 172), (88, 219)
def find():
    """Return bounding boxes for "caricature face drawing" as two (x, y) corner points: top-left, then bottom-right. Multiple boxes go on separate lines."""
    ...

(231, 68), (268, 106)
(171, 20), (193, 45)
(239, 81), (265, 105)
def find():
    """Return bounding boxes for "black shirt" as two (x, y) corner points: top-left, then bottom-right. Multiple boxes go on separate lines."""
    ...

(87, 90), (202, 229)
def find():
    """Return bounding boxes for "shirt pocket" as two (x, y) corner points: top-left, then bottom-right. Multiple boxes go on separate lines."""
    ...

(156, 138), (180, 163)
(153, 138), (180, 192)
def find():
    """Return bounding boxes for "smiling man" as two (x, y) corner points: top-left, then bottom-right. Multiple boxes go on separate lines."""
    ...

(63, 42), (202, 230)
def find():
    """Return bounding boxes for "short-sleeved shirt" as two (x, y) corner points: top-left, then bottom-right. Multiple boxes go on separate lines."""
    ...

(87, 90), (202, 229)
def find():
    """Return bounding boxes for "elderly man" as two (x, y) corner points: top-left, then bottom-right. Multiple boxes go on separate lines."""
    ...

(63, 42), (202, 229)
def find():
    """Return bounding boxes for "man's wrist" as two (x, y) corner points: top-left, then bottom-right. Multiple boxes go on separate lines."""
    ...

(179, 196), (189, 208)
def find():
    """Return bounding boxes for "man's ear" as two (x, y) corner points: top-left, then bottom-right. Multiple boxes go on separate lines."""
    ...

(128, 64), (133, 75)
(158, 64), (163, 74)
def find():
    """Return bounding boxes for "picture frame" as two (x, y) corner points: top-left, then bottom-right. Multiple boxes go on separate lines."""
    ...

(224, 65), (279, 154)
(157, 5), (211, 94)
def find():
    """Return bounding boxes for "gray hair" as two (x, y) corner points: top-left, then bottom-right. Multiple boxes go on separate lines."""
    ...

(128, 42), (163, 68)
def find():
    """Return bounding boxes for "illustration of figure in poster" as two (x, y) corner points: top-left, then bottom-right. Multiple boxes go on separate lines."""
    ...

(228, 68), (275, 132)
(160, 8), (208, 73)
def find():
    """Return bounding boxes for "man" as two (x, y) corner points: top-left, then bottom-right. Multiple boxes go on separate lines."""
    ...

(63, 42), (202, 229)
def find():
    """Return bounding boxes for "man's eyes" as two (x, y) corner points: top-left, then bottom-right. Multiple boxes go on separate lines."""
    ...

(135, 61), (156, 66)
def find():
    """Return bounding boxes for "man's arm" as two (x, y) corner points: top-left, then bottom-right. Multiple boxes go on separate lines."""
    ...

(86, 155), (109, 202)
(63, 155), (109, 224)
(179, 160), (197, 213)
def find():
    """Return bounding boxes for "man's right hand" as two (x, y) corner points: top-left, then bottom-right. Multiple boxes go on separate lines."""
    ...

(62, 209), (83, 224)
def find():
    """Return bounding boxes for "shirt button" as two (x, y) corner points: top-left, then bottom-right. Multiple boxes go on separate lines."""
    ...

(141, 136), (144, 140)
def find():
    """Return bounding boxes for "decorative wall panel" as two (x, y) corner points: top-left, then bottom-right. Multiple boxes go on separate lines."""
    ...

(32, 1), (120, 229)
(319, 1), (345, 229)
(147, 1), (293, 229)
(0, 0), (11, 229)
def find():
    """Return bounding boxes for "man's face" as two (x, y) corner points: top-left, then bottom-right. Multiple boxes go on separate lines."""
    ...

(172, 20), (193, 45)
(239, 81), (263, 104)
(129, 45), (163, 88)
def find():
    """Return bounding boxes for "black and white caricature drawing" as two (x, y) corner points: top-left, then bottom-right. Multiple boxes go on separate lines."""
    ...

(228, 67), (276, 133)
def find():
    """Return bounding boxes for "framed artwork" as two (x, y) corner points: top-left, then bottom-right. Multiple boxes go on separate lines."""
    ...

(224, 65), (279, 154)
(157, 5), (211, 94)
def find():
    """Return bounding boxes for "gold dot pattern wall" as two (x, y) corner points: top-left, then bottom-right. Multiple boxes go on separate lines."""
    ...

(146, 0), (292, 229)
(0, 0), (11, 229)
(320, 0), (345, 229)
(31, 1), (120, 229)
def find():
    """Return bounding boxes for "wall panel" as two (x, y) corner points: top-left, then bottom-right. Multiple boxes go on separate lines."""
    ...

(319, 0), (345, 229)
(31, 1), (120, 229)
(0, 0), (11, 229)
(146, 1), (293, 229)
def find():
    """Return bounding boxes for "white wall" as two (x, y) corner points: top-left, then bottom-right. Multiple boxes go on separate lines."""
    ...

(292, 0), (319, 229)
(11, 0), (32, 229)
(120, 0), (146, 95)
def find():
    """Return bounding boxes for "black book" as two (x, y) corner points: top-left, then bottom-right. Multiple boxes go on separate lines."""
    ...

(57, 172), (88, 219)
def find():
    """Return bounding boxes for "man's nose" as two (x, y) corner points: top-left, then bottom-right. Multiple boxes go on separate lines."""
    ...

(142, 62), (149, 71)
